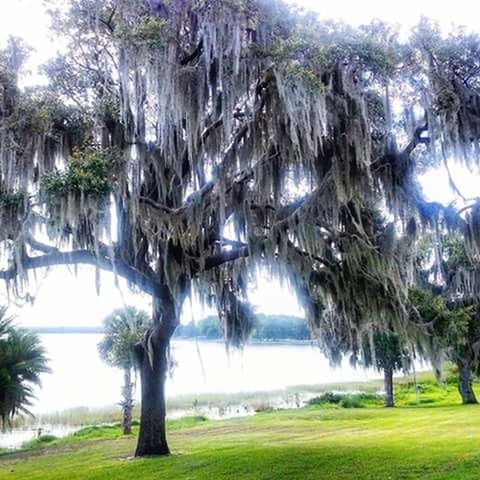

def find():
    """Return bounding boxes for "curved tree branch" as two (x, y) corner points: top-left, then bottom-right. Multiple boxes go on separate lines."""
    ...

(0, 249), (160, 297)
(402, 122), (430, 157)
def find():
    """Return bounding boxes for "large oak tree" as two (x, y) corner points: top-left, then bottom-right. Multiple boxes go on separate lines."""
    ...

(2, 1), (480, 456)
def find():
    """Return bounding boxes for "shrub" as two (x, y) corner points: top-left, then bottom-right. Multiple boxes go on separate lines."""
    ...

(444, 364), (459, 385)
(308, 391), (383, 408)
(308, 392), (344, 405)
(340, 396), (364, 409)
(73, 424), (122, 440)
(37, 434), (58, 443)
(252, 400), (274, 413)
(21, 434), (58, 450)
(355, 392), (384, 403)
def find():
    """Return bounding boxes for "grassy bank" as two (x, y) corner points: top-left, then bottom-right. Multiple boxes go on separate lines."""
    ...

(7, 369), (470, 428)
(11, 370), (459, 428)
(1, 405), (480, 479)
(1, 373), (480, 479)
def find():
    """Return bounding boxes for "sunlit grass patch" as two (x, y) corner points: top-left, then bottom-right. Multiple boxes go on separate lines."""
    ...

(2, 404), (480, 480)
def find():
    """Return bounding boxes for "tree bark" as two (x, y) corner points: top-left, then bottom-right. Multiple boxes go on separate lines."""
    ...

(384, 367), (394, 408)
(457, 361), (478, 405)
(121, 368), (133, 435)
(135, 296), (177, 457)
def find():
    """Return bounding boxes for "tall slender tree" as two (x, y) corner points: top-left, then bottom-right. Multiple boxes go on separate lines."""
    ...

(315, 305), (412, 408)
(2, 3), (480, 456)
(362, 331), (411, 407)
(98, 306), (149, 434)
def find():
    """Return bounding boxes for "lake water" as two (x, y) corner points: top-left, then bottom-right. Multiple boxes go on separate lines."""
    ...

(0, 333), (414, 449)
(31, 334), (381, 413)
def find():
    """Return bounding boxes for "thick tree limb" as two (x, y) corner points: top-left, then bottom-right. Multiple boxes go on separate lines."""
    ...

(180, 39), (204, 66)
(457, 201), (480, 215)
(179, 73), (272, 182)
(402, 122), (430, 156)
(138, 197), (175, 214)
(25, 235), (59, 255)
(139, 181), (215, 214)
(0, 249), (160, 297)
(201, 246), (249, 271)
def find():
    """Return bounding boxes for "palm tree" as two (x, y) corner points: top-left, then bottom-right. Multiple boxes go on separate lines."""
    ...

(0, 306), (50, 430)
(0, 306), (13, 338)
(98, 306), (149, 435)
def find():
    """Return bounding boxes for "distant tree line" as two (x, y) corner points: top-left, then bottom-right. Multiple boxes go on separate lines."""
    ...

(175, 314), (311, 342)
(29, 316), (310, 342)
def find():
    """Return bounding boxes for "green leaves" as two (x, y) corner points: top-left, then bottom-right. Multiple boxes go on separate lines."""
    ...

(0, 307), (50, 430)
(43, 146), (114, 198)
(443, 237), (470, 271)
(0, 191), (25, 210)
(115, 17), (171, 52)
(355, 328), (410, 374)
(409, 287), (478, 352)
(0, 189), (27, 242)
(98, 306), (150, 371)
(270, 18), (400, 91)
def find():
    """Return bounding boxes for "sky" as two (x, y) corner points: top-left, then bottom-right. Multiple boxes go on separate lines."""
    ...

(1, 0), (479, 327)
(298, 0), (480, 31)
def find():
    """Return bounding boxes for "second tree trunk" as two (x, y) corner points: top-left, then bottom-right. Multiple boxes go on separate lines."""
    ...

(457, 362), (478, 405)
(121, 368), (134, 435)
(384, 367), (394, 407)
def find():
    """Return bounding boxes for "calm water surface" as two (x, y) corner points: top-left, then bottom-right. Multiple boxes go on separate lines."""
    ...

(31, 333), (380, 413)
(0, 334), (391, 448)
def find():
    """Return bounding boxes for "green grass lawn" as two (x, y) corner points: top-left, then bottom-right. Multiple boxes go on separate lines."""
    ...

(1, 376), (480, 479)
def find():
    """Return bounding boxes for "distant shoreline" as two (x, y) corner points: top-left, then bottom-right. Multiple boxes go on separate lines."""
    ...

(29, 327), (104, 334)
(28, 328), (316, 345)
(175, 338), (316, 346)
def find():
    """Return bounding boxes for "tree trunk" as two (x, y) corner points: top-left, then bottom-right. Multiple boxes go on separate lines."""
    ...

(457, 361), (478, 405)
(121, 368), (133, 435)
(135, 296), (177, 457)
(384, 367), (394, 408)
